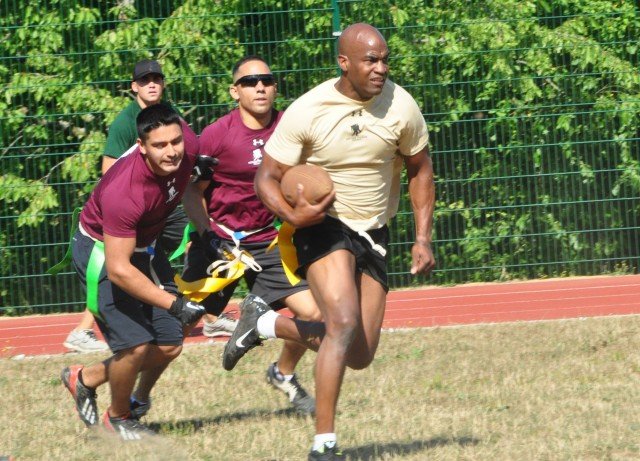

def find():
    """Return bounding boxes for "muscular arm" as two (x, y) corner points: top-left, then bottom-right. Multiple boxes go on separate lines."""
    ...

(103, 233), (176, 310)
(254, 154), (334, 228)
(182, 180), (211, 235)
(254, 155), (294, 221)
(405, 146), (436, 275)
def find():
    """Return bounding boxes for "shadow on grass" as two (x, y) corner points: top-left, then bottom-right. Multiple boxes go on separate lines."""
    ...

(148, 407), (306, 433)
(150, 413), (478, 460)
(343, 436), (480, 460)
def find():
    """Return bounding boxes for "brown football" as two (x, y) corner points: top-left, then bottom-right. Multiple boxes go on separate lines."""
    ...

(281, 164), (334, 206)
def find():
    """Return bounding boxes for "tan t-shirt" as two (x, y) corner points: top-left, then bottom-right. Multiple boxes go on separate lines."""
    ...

(265, 78), (429, 231)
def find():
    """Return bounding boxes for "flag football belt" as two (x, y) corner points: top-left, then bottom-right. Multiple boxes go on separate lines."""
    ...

(266, 219), (387, 287)
(168, 219), (269, 264)
(173, 220), (265, 302)
(47, 207), (83, 276)
(266, 220), (301, 286)
(78, 223), (157, 319)
(168, 221), (194, 261)
(47, 208), (156, 319)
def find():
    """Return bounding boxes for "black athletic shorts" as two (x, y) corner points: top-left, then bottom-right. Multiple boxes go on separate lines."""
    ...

(293, 216), (389, 292)
(71, 231), (183, 353)
(158, 206), (189, 255)
(181, 233), (309, 316)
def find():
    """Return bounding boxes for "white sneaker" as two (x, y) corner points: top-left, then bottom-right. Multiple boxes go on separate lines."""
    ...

(202, 313), (237, 338)
(63, 329), (109, 353)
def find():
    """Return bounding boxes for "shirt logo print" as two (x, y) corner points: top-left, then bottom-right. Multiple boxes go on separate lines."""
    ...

(248, 138), (264, 166)
(351, 124), (362, 136)
(248, 148), (262, 166)
(166, 178), (178, 203)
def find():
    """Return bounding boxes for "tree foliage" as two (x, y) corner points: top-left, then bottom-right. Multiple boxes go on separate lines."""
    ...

(1, 0), (638, 313)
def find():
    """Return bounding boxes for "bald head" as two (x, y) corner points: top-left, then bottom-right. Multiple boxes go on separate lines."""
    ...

(335, 23), (389, 101)
(338, 23), (387, 57)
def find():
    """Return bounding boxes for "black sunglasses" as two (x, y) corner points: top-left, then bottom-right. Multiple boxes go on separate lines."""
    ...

(234, 74), (276, 87)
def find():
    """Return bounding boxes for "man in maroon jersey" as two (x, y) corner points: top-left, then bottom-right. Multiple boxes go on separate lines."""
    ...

(181, 56), (320, 414)
(61, 104), (207, 440)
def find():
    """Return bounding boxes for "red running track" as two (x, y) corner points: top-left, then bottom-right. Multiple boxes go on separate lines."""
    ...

(2, 274), (639, 358)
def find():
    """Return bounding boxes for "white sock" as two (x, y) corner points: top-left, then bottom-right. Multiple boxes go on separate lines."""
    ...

(273, 363), (294, 381)
(256, 310), (279, 339)
(313, 433), (337, 451)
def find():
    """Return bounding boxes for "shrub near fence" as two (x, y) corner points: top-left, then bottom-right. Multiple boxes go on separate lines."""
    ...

(1, 1), (639, 315)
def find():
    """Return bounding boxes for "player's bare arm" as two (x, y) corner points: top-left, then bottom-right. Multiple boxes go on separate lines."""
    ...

(255, 154), (335, 228)
(182, 180), (212, 236)
(103, 233), (176, 309)
(405, 146), (436, 275)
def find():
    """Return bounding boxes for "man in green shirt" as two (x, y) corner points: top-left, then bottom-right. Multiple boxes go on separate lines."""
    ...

(101, 60), (196, 254)
(102, 60), (168, 172)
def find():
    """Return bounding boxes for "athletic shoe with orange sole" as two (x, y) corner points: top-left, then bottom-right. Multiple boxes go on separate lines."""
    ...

(61, 365), (98, 427)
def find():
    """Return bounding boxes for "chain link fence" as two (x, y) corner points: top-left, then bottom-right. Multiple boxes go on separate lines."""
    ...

(1, 1), (639, 314)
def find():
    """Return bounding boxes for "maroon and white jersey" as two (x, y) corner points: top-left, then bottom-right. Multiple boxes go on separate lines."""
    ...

(199, 109), (282, 243)
(80, 121), (198, 247)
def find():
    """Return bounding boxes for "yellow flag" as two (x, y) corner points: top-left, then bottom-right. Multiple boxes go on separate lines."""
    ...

(275, 221), (301, 286)
(175, 262), (245, 302)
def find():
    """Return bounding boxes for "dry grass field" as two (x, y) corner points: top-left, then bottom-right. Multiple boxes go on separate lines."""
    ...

(2, 315), (640, 460)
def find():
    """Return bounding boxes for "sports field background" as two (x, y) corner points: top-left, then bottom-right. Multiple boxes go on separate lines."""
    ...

(3, 311), (640, 460)
(1, 1), (639, 315)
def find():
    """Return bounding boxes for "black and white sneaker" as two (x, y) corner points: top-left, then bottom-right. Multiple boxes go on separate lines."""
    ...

(267, 362), (316, 415)
(308, 442), (345, 460)
(61, 365), (98, 427)
(102, 411), (155, 441)
(222, 294), (271, 371)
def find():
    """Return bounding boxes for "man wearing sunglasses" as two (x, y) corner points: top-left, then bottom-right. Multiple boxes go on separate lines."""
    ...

(181, 55), (321, 415)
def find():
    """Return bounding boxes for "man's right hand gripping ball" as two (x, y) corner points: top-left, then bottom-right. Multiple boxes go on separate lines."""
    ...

(169, 295), (206, 325)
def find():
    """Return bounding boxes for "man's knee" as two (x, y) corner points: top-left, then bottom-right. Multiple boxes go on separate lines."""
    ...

(123, 342), (150, 359)
(158, 344), (182, 362)
(347, 352), (375, 370)
(284, 290), (322, 322)
(325, 313), (359, 347)
(296, 307), (323, 323)
(346, 334), (381, 370)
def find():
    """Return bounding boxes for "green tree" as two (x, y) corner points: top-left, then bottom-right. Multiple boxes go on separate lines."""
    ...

(1, 0), (638, 313)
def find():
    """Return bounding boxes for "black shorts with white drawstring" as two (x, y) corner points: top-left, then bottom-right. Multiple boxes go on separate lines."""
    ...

(293, 216), (389, 292)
